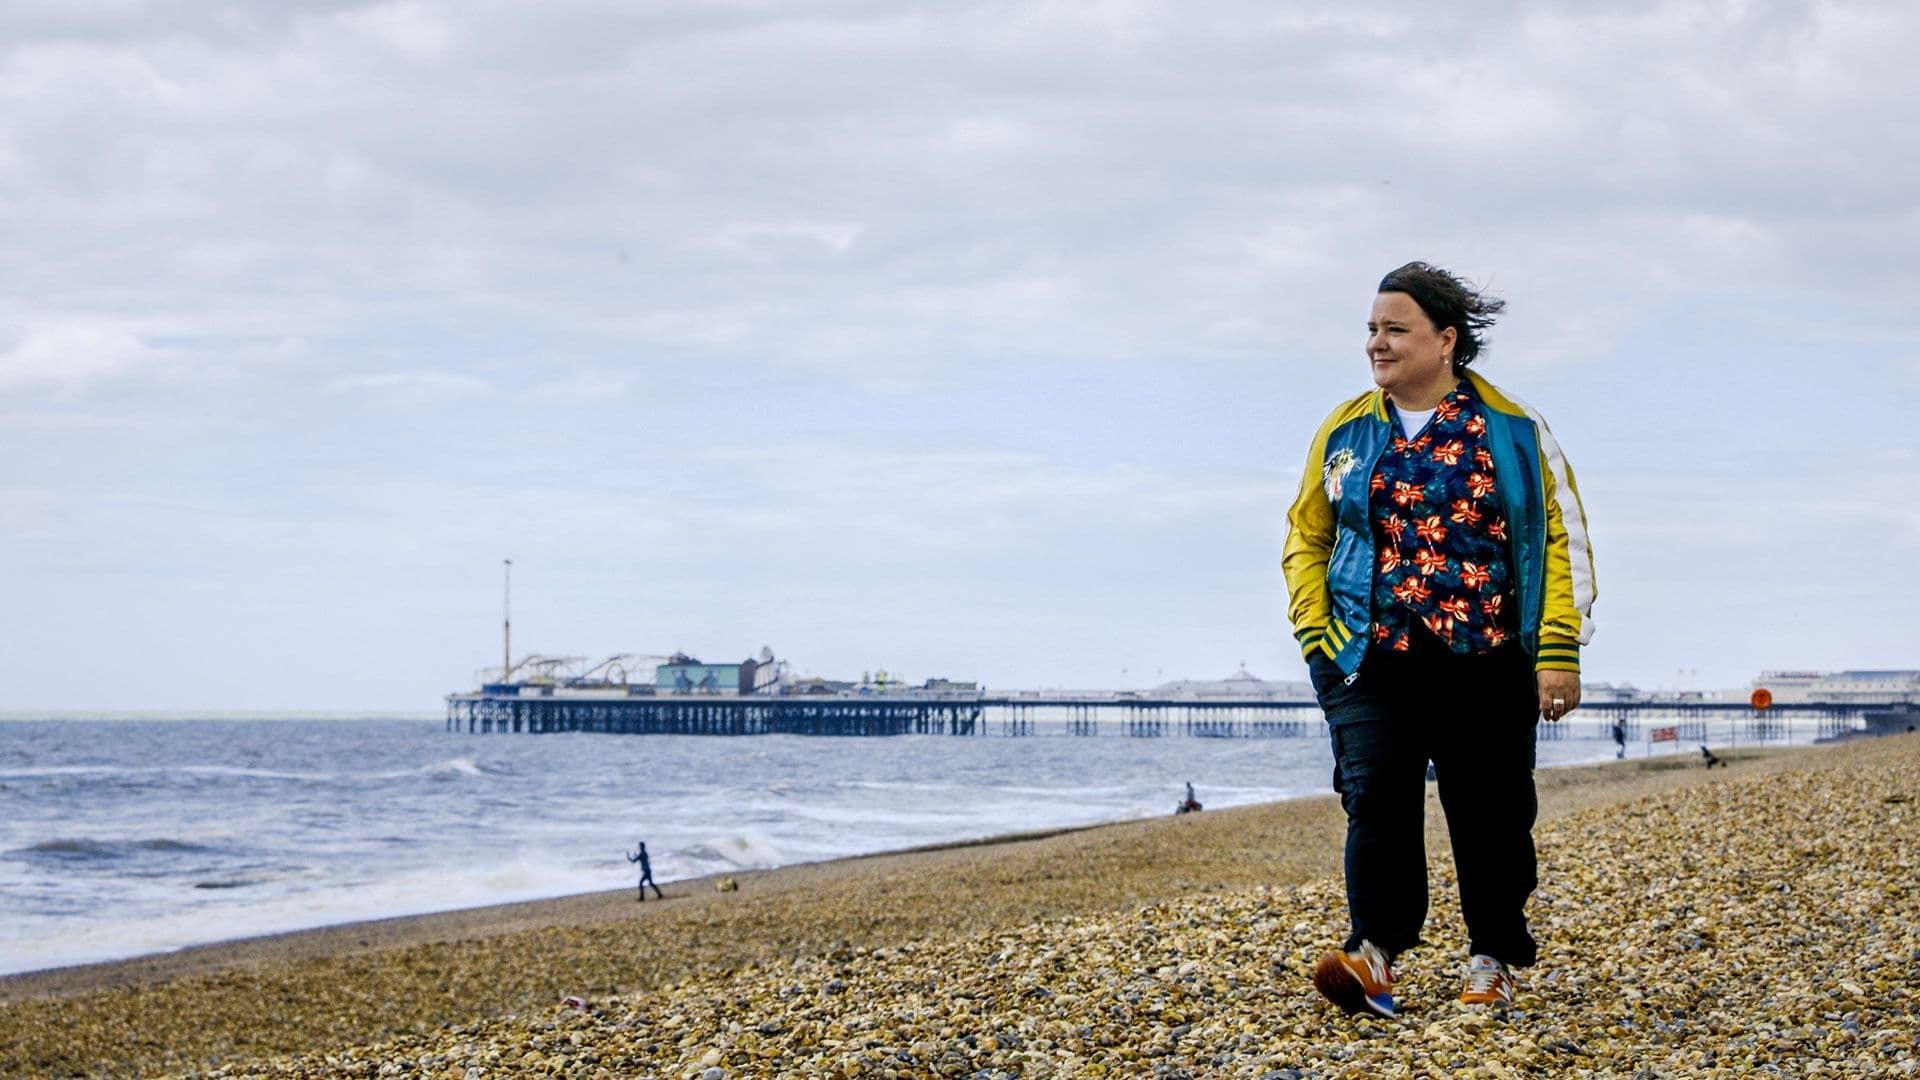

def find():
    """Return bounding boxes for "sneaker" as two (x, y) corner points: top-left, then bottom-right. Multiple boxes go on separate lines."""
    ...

(1312, 940), (1395, 1017)
(1458, 954), (1515, 1006)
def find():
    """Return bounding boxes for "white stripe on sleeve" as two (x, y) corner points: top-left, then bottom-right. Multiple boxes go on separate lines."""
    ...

(1512, 396), (1597, 644)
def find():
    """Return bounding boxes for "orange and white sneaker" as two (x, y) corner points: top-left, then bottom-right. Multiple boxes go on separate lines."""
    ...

(1312, 940), (1395, 1018)
(1458, 954), (1515, 1006)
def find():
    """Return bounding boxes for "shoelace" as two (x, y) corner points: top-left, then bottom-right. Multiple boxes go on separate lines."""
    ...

(1463, 963), (1508, 995)
(1355, 946), (1391, 985)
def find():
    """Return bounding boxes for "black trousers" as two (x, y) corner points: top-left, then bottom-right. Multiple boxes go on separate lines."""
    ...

(1309, 629), (1541, 967)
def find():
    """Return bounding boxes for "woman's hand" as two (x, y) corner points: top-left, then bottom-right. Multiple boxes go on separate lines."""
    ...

(1538, 670), (1581, 721)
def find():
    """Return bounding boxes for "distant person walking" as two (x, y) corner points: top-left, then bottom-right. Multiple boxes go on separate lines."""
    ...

(627, 841), (663, 901)
(1611, 720), (1627, 759)
(1284, 262), (1597, 1016)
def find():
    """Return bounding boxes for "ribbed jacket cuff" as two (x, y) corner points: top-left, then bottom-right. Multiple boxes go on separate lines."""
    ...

(1534, 640), (1581, 673)
(1295, 627), (1327, 660)
(1296, 624), (1347, 662)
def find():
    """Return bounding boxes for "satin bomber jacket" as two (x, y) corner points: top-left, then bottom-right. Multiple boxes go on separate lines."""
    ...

(1282, 370), (1597, 676)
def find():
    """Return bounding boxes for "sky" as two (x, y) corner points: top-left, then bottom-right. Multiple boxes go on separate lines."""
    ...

(3, 0), (1918, 710)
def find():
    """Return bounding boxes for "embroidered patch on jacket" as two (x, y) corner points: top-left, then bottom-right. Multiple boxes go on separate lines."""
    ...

(1322, 448), (1358, 501)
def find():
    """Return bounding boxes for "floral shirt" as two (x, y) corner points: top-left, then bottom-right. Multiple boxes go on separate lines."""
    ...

(1367, 381), (1518, 654)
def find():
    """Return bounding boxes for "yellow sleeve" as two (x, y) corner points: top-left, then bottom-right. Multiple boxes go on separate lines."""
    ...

(1282, 412), (1342, 662)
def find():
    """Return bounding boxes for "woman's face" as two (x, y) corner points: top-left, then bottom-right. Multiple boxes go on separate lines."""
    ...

(1367, 291), (1458, 405)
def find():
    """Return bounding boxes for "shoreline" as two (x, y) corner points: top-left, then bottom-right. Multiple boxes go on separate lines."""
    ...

(2, 737), (1899, 1076)
(0, 739), (1646, 994)
(0, 817), (1125, 1001)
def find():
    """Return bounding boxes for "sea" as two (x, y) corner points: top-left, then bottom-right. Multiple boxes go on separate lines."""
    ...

(0, 715), (1637, 977)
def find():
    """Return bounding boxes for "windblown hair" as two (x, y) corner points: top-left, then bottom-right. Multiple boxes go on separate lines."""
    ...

(1377, 262), (1506, 372)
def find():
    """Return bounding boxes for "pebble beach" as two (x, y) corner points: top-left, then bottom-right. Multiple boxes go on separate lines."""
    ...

(3, 733), (1915, 1078)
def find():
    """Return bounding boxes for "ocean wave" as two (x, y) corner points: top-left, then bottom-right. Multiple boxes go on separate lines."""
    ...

(420, 756), (489, 780)
(133, 838), (210, 852)
(9, 837), (213, 861)
(680, 833), (785, 870)
(13, 839), (117, 859)
(364, 757), (493, 782)
(0, 764), (327, 782)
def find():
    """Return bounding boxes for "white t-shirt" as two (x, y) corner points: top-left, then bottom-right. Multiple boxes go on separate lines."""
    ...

(1396, 407), (1435, 438)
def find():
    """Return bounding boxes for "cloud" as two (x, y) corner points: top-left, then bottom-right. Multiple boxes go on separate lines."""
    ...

(2, 0), (1918, 704)
(0, 322), (157, 395)
(326, 370), (492, 400)
(0, 0), (1908, 391)
(336, 2), (456, 62)
(527, 367), (648, 402)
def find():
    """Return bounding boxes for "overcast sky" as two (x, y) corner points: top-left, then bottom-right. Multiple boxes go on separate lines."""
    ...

(4, 0), (1917, 709)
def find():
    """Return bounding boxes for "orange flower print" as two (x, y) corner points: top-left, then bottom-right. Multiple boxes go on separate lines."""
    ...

(1365, 385), (1515, 656)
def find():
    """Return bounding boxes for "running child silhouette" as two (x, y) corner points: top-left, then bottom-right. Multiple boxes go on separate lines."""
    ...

(627, 840), (664, 901)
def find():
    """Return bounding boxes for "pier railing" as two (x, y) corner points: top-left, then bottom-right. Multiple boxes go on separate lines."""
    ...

(447, 689), (1916, 741)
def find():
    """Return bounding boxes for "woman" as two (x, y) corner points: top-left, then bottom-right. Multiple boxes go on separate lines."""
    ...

(1282, 262), (1596, 1016)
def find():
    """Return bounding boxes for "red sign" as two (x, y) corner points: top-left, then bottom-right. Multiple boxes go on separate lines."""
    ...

(1650, 726), (1678, 743)
(1751, 688), (1774, 710)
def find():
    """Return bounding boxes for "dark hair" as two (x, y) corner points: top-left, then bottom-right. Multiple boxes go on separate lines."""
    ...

(1377, 262), (1505, 372)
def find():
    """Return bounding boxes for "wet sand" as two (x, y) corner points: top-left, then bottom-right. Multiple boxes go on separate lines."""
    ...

(2, 736), (1909, 1077)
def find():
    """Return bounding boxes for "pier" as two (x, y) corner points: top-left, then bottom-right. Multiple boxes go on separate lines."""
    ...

(446, 688), (1915, 741)
(446, 692), (986, 737)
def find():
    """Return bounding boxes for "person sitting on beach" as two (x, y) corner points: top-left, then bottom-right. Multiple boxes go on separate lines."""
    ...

(1176, 781), (1202, 814)
(1699, 745), (1725, 769)
(627, 841), (664, 901)
(1284, 262), (1596, 1016)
